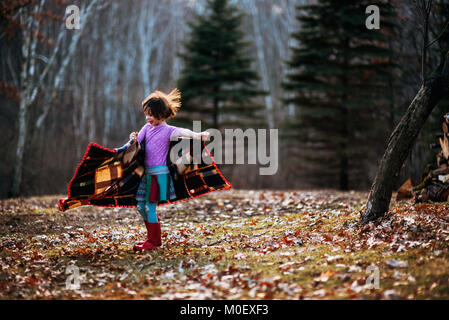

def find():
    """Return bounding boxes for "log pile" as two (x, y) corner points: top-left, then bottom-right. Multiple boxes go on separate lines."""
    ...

(413, 113), (449, 203)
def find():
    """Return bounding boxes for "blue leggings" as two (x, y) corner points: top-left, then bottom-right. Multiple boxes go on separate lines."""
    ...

(137, 201), (158, 223)
(136, 165), (172, 223)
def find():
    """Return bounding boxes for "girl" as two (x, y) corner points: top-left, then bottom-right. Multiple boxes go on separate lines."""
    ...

(127, 88), (209, 251)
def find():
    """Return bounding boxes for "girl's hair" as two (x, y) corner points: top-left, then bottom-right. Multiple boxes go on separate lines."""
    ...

(141, 88), (181, 120)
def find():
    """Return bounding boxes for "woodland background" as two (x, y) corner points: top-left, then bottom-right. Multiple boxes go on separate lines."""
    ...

(0, 0), (448, 198)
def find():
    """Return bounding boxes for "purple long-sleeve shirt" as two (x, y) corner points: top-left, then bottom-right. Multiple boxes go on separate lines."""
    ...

(137, 123), (182, 167)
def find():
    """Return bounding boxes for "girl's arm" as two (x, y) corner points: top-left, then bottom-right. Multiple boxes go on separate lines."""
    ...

(114, 138), (133, 153)
(172, 128), (209, 140)
(114, 130), (141, 153)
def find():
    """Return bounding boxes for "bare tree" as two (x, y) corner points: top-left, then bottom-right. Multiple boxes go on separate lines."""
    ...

(137, 0), (175, 97)
(361, 0), (449, 223)
(245, 0), (275, 129)
(9, 0), (104, 196)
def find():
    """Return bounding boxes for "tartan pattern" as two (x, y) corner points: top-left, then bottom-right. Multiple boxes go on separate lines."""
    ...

(58, 137), (232, 212)
(95, 162), (123, 194)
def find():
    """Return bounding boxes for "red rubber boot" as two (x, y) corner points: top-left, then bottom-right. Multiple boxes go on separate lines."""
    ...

(136, 221), (151, 246)
(150, 222), (161, 247)
(134, 222), (160, 251)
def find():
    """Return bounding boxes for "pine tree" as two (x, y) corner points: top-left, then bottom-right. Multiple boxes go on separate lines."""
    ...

(176, 0), (266, 130)
(281, 0), (398, 190)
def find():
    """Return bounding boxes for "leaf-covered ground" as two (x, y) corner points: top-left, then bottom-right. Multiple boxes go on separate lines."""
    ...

(1, 189), (448, 300)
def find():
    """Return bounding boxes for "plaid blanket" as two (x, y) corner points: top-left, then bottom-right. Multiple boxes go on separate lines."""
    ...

(58, 138), (232, 211)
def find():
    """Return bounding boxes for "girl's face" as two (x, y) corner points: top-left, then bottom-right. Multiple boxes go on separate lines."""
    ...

(145, 110), (164, 126)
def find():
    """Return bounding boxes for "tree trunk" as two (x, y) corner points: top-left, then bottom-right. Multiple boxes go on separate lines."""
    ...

(339, 36), (350, 191)
(139, 4), (153, 96)
(213, 95), (219, 130)
(10, 0), (102, 197)
(10, 93), (28, 197)
(361, 52), (449, 223)
(247, 0), (275, 129)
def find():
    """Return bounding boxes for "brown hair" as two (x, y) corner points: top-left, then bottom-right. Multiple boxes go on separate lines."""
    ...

(141, 88), (181, 120)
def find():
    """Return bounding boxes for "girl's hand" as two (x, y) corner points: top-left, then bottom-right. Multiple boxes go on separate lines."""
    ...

(129, 132), (138, 141)
(200, 131), (210, 140)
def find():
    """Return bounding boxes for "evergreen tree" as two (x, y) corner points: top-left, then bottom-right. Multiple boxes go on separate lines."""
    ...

(176, 0), (266, 130)
(281, 0), (398, 190)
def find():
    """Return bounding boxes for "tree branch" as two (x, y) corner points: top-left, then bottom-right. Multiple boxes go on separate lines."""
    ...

(7, 53), (19, 88)
(35, 0), (104, 128)
(421, 0), (432, 83)
(425, 20), (449, 49)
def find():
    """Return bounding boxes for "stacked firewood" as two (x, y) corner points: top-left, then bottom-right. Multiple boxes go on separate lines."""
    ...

(413, 113), (449, 203)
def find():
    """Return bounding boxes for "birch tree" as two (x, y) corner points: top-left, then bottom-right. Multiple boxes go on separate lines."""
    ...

(137, 0), (175, 97)
(9, 0), (104, 196)
(244, 0), (275, 129)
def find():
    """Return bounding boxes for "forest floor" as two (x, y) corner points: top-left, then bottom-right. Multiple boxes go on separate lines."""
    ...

(0, 189), (448, 300)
